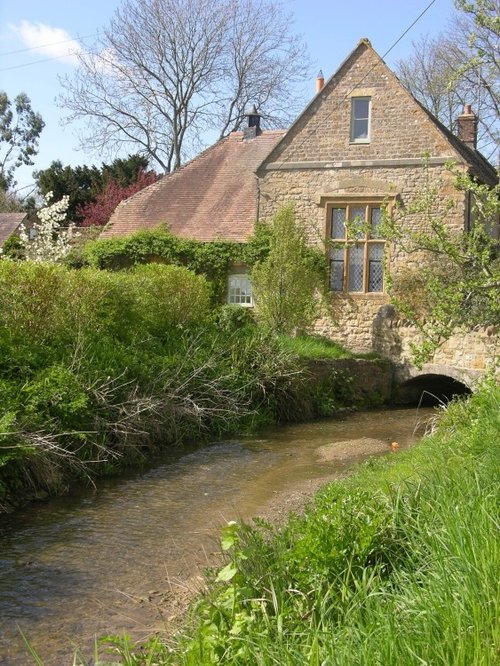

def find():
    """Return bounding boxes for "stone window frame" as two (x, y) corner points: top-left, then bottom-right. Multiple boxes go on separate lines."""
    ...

(350, 97), (371, 144)
(327, 199), (386, 294)
(227, 273), (253, 307)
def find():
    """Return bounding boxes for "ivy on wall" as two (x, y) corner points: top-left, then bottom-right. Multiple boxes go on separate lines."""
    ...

(74, 224), (273, 302)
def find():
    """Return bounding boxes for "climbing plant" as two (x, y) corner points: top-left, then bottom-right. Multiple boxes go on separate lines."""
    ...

(78, 223), (273, 302)
(380, 163), (500, 365)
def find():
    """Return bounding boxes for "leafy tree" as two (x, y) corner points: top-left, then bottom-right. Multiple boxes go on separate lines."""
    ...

(58, 0), (308, 172)
(251, 205), (326, 334)
(78, 169), (157, 227)
(34, 154), (154, 225)
(34, 160), (102, 224)
(381, 164), (499, 365)
(101, 154), (150, 187)
(396, 0), (499, 160)
(0, 92), (44, 192)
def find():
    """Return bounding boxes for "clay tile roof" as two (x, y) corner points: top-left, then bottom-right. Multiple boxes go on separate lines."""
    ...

(0, 213), (27, 246)
(102, 130), (286, 242)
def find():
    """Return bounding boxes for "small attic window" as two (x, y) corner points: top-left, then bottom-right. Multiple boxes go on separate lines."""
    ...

(350, 97), (371, 143)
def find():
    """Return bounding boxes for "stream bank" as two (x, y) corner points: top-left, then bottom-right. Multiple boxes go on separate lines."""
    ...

(0, 406), (430, 665)
(0, 355), (394, 514)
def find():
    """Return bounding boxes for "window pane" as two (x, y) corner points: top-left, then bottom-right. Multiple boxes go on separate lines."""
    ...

(350, 206), (366, 239)
(368, 244), (384, 292)
(331, 208), (346, 238)
(353, 119), (368, 139)
(351, 98), (370, 141)
(228, 275), (252, 305)
(370, 207), (382, 238)
(348, 244), (364, 291)
(330, 248), (344, 291)
(353, 98), (370, 119)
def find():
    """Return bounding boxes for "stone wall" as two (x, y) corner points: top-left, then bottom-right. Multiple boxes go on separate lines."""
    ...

(255, 41), (498, 378)
(374, 305), (498, 387)
(305, 358), (394, 406)
(258, 163), (465, 355)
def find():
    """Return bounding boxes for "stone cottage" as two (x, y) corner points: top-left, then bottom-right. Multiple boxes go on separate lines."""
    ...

(104, 39), (497, 378)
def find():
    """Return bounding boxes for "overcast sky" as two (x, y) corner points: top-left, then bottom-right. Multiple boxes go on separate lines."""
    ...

(0, 0), (458, 193)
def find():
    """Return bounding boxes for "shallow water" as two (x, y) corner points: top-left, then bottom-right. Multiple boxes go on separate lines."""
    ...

(0, 407), (433, 665)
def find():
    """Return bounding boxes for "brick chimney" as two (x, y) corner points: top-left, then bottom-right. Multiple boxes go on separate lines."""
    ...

(243, 105), (262, 140)
(316, 70), (325, 93)
(456, 104), (478, 150)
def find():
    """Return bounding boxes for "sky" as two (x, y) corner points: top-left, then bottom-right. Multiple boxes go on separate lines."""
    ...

(0, 0), (459, 194)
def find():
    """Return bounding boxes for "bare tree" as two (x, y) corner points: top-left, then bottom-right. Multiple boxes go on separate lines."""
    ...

(59, 0), (308, 173)
(215, 0), (308, 138)
(395, 1), (499, 161)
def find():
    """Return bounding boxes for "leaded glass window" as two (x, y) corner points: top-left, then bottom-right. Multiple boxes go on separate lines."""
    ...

(329, 203), (385, 293)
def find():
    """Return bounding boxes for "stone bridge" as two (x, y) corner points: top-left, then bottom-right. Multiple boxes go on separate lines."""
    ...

(374, 315), (498, 404)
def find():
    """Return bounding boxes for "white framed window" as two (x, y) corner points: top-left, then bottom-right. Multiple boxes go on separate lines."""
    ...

(329, 203), (384, 293)
(227, 274), (253, 306)
(350, 97), (371, 143)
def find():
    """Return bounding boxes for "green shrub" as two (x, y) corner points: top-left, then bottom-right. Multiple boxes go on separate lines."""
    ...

(83, 227), (242, 302)
(214, 305), (256, 333)
(1, 233), (24, 259)
(131, 263), (211, 331)
(251, 205), (327, 334)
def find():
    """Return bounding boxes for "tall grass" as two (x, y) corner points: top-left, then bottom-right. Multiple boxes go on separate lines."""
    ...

(276, 334), (353, 360)
(144, 384), (499, 665)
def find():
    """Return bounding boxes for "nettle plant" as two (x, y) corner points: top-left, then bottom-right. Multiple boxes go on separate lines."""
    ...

(20, 191), (78, 262)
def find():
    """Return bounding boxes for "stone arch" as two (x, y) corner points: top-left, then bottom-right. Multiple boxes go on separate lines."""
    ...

(394, 368), (473, 406)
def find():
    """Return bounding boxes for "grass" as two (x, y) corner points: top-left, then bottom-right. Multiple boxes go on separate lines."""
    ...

(94, 381), (499, 665)
(277, 334), (354, 360)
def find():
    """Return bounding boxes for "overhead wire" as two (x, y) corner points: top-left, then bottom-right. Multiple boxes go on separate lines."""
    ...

(264, 0), (439, 176)
(0, 32), (99, 73)
(0, 32), (98, 58)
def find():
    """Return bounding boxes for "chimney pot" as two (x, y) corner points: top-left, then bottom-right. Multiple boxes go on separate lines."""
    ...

(316, 70), (325, 93)
(457, 104), (478, 150)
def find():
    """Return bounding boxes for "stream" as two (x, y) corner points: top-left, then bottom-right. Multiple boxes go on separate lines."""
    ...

(0, 406), (434, 665)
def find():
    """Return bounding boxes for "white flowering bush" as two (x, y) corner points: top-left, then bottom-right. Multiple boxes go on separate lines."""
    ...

(19, 191), (78, 262)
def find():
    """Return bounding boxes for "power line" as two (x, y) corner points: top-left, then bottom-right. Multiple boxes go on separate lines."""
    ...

(0, 32), (98, 58)
(265, 0), (439, 177)
(0, 52), (83, 73)
(379, 0), (438, 58)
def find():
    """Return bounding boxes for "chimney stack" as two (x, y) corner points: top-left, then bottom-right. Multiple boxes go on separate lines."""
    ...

(457, 104), (478, 150)
(243, 105), (261, 140)
(316, 70), (325, 94)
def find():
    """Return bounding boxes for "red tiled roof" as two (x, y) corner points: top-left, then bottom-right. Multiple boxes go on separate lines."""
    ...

(0, 213), (27, 246)
(102, 130), (285, 242)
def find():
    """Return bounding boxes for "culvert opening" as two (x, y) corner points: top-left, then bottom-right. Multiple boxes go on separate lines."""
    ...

(395, 374), (472, 406)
